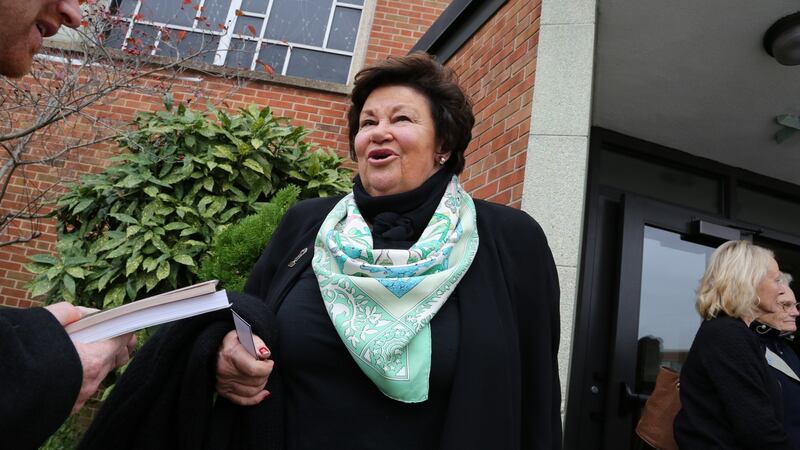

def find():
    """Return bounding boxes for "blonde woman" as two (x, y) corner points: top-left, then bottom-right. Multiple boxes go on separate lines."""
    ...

(674, 240), (792, 449)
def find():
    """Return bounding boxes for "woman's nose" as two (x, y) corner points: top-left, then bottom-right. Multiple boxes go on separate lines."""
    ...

(369, 121), (392, 143)
(58, 0), (83, 29)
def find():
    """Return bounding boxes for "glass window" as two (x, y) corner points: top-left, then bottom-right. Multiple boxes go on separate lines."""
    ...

(225, 39), (257, 69)
(287, 48), (350, 84)
(257, 44), (288, 74)
(265, 0), (330, 47)
(635, 226), (712, 393)
(106, 0), (366, 84)
(328, 6), (360, 52)
(158, 32), (220, 64)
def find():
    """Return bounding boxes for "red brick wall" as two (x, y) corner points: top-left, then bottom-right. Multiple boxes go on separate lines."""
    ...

(365, 0), (451, 65)
(0, 0), (447, 308)
(448, 0), (540, 209)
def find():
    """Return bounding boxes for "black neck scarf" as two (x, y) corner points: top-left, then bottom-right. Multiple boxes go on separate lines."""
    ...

(352, 168), (452, 249)
(750, 320), (795, 341)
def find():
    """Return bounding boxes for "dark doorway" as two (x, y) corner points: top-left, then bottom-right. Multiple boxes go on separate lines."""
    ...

(564, 129), (800, 450)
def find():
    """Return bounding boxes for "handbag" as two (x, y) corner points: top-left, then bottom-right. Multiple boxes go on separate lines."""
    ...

(635, 366), (681, 450)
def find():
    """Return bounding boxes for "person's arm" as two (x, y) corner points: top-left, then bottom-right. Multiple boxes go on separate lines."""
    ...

(496, 207), (562, 450)
(215, 202), (307, 405)
(700, 320), (793, 448)
(0, 306), (82, 450)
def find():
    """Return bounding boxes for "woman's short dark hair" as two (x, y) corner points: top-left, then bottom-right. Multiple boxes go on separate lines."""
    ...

(347, 52), (474, 175)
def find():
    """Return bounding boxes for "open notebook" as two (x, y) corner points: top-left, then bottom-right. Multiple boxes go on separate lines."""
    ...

(65, 280), (229, 343)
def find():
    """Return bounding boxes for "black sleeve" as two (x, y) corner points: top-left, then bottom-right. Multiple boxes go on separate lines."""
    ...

(0, 307), (82, 450)
(497, 208), (562, 450)
(699, 321), (793, 448)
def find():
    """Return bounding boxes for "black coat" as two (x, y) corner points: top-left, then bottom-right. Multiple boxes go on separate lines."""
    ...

(245, 196), (562, 450)
(0, 307), (82, 450)
(674, 315), (793, 449)
(78, 293), (283, 450)
(752, 323), (800, 448)
(78, 194), (562, 450)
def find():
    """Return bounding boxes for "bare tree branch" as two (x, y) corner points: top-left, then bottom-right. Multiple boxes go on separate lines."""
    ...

(0, 4), (243, 248)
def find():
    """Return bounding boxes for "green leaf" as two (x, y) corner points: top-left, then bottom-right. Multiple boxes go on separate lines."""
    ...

(185, 134), (196, 148)
(98, 270), (116, 291)
(219, 207), (241, 223)
(217, 163), (234, 174)
(28, 254), (57, 265)
(108, 213), (139, 225)
(179, 227), (198, 237)
(73, 198), (95, 214)
(29, 279), (54, 298)
(65, 266), (86, 279)
(212, 145), (236, 161)
(126, 225), (142, 238)
(151, 235), (170, 254)
(103, 285), (126, 308)
(106, 243), (132, 259)
(126, 254), (144, 276)
(164, 222), (190, 231)
(46, 266), (62, 281)
(251, 138), (264, 149)
(115, 174), (144, 189)
(173, 254), (195, 266)
(23, 263), (49, 275)
(143, 257), (158, 272)
(63, 274), (76, 297)
(156, 260), (171, 281)
(144, 186), (159, 197)
(243, 159), (265, 174)
(145, 272), (159, 291)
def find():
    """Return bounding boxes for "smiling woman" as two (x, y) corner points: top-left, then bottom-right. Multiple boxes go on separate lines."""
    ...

(0, 0), (81, 77)
(76, 52), (562, 450)
(353, 85), (444, 196)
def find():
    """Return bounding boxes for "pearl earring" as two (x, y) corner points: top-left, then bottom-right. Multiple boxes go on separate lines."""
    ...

(439, 156), (447, 165)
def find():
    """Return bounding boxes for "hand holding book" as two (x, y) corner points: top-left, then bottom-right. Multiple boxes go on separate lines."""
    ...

(65, 280), (230, 343)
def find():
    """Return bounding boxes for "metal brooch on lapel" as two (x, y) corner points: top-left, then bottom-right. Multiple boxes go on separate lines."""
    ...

(288, 247), (308, 267)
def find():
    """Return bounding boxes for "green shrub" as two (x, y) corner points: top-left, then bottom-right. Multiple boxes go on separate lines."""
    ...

(198, 185), (300, 291)
(26, 100), (351, 307)
(38, 415), (82, 450)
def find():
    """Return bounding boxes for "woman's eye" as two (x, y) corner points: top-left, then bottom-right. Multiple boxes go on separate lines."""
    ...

(360, 120), (376, 128)
(395, 115), (411, 122)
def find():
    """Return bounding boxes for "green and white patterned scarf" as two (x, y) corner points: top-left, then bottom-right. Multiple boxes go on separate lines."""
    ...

(312, 175), (479, 402)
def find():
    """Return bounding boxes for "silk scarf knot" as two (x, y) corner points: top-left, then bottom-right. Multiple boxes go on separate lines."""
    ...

(312, 175), (479, 402)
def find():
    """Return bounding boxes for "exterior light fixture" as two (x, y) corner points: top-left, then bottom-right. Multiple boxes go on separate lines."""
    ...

(764, 12), (800, 65)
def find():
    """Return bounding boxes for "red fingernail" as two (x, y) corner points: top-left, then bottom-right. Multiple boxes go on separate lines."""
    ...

(264, 390), (272, 398)
(258, 346), (270, 355)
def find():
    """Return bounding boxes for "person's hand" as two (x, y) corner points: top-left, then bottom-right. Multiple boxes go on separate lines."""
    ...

(70, 333), (136, 413)
(45, 302), (137, 413)
(44, 301), (83, 326)
(216, 329), (273, 405)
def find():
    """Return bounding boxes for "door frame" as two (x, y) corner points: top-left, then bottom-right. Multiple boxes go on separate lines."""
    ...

(565, 128), (800, 450)
(603, 194), (740, 449)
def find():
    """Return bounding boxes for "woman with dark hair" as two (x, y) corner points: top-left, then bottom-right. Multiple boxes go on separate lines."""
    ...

(79, 52), (561, 450)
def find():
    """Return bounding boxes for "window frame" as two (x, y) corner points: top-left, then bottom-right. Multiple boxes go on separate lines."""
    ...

(105, 0), (374, 85)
